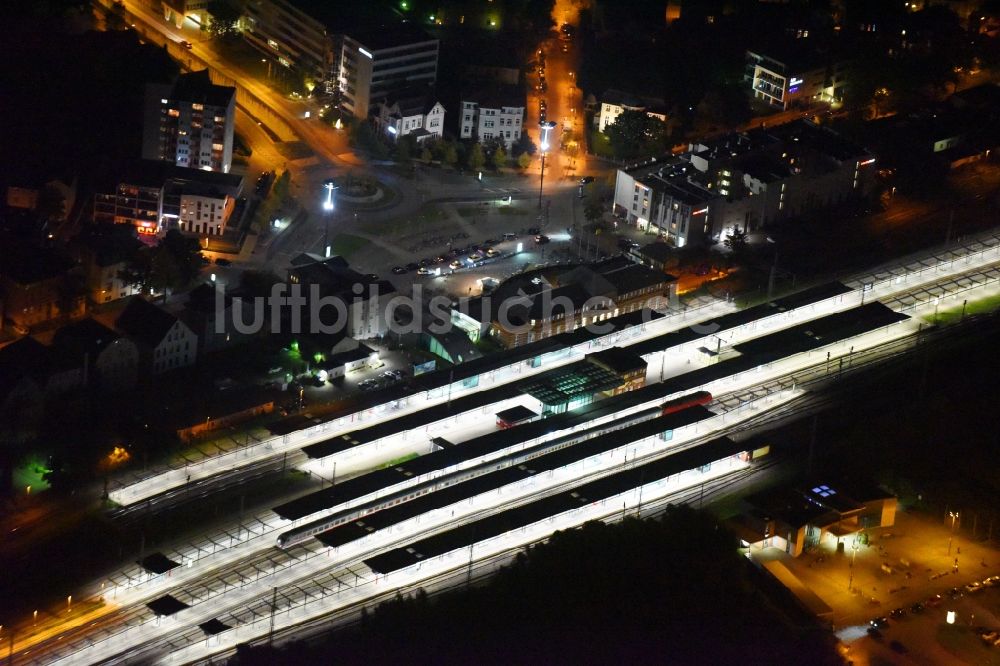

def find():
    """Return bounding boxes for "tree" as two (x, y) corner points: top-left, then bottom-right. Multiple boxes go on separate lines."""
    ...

(724, 226), (749, 254)
(605, 109), (668, 160)
(271, 169), (291, 203)
(420, 146), (433, 162)
(206, 0), (241, 41)
(394, 136), (415, 163)
(467, 143), (486, 171)
(492, 145), (508, 170)
(120, 231), (203, 297)
(442, 141), (459, 167)
(583, 189), (604, 225)
(513, 132), (537, 157)
(517, 152), (532, 169)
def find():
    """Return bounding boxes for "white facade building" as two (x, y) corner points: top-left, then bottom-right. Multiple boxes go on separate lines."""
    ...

(116, 297), (198, 375)
(595, 89), (668, 133)
(373, 91), (445, 143)
(177, 192), (234, 236)
(459, 86), (526, 149)
(745, 48), (850, 111)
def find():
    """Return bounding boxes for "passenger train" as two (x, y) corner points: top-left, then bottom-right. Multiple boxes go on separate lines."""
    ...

(276, 391), (713, 549)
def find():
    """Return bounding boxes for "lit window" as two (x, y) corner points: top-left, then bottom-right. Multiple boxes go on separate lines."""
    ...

(192, 103), (204, 111)
(167, 109), (180, 117)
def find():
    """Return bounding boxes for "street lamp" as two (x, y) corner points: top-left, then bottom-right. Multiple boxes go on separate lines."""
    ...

(322, 179), (337, 258)
(537, 121), (557, 209)
(948, 511), (959, 555)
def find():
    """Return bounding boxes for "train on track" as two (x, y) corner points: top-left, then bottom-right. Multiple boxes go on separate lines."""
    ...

(276, 391), (713, 549)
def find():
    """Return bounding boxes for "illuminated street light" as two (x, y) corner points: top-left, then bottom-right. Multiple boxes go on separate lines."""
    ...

(948, 511), (959, 555)
(322, 179), (338, 258)
(537, 121), (557, 209)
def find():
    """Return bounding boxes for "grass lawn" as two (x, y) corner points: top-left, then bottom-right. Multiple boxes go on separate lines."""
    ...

(382, 204), (447, 236)
(928, 291), (1000, 325)
(330, 233), (368, 258)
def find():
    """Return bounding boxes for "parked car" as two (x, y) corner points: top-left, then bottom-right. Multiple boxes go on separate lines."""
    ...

(486, 247), (498, 257)
(392, 266), (407, 274)
(966, 581), (984, 593)
(468, 252), (484, 262)
(449, 260), (462, 270)
(869, 616), (889, 629)
(503, 232), (517, 240)
(889, 607), (906, 619)
(926, 594), (943, 607)
(419, 258), (433, 267)
(535, 235), (550, 244)
(579, 176), (594, 184)
(405, 262), (420, 271)
(416, 266), (433, 275)
(909, 602), (925, 614)
(179, 40), (193, 49)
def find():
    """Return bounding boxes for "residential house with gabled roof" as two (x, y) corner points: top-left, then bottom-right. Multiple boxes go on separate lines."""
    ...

(372, 86), (445, 144)
(115, 297), (197, 375)
(51, 318), (139, 391)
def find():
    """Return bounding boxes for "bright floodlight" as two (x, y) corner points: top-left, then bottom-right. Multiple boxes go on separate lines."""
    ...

(322, 180), (335, 211)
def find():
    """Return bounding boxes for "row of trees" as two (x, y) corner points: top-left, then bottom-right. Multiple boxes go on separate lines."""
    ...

(254, 169), (291, 233)
(346, 119), (538, 171)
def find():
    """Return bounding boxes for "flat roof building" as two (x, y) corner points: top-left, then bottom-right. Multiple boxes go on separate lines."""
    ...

(613, 120), (876, 246)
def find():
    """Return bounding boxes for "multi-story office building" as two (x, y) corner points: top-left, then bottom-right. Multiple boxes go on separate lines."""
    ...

(613, 120), (876, 247)
(143, 70), (236, 174)
(745, 46), (850, 111)
(459, 86), (526, 149)
(240, 2), (439, 119)
(337, 25), (439, 119)
(242, 0), (331, 79)
(93, 160), (243, 238)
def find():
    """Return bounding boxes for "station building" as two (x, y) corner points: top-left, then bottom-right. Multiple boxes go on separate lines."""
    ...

(732, 481), (897, 558)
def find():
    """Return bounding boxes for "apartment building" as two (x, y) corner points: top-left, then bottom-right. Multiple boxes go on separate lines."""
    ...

(68, 225), (143, 305)
(745, 45), (850, 111)
(594, 89), (668, 133)
(459, 86), (526, 149)
(242, 0), (332, 79)
(240, 2), (439, 119)
(0, 236), (85, 333)
(613, 120), (876, 247)
(93, 160), (243, 237)
(143, 70), (236, 174)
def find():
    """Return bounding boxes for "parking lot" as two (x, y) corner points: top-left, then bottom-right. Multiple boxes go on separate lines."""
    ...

(753, 510), (1000, 664)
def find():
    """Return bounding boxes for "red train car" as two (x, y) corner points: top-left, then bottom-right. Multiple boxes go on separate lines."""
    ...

(661, 391), (713, 415)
